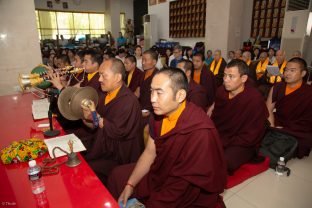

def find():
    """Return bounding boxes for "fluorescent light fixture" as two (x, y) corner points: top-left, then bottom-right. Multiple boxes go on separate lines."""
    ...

(307, 12), (312, 36)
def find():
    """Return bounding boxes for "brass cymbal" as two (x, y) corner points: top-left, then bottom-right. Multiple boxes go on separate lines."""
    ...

(70, 87), (99, 120)
(57, 86), (98, 121)
(57, 87), (77, 120)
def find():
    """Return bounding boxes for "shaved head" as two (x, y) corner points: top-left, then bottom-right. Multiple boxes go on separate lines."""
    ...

(109, 58), (126, 81)
(242, 51), (251, 62)
(155, 67), (188, 95)
(276, 50), (286, 64)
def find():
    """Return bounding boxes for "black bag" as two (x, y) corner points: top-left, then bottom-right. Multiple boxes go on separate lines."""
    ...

(260, 128), (298, 169)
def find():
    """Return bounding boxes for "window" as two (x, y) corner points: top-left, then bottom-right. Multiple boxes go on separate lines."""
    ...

(120, 13), (126, 36)
(36, 10), (105, 40)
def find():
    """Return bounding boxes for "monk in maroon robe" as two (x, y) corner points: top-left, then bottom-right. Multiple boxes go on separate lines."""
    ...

(107, 68), (227, 208)
(66, 50), (102, 93)
(78, 50), (103, 93)
(267, 57), (312, 158)
(242, 51), (257, 83)
(210, 59), (268, 175)
(192, 52), (217, 107)
(124, 55), (144, 96)
(139, 50), (159, 126)
(81, 58), (143, 184)
(50, 50), (103, 131)
(68, 50), (86, 86)
(208, 50), (227, 87)
(177, 59), (208, 111)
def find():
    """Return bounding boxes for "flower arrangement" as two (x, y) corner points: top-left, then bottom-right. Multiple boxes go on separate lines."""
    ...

(1, 138), (47, 164)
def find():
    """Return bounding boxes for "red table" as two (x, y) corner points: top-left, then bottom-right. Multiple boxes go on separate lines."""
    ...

(0, 93), (119, 208)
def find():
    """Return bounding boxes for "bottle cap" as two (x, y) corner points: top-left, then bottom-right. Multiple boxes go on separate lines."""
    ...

(280, 157), (285, 161)
(28, 160), (36, 167)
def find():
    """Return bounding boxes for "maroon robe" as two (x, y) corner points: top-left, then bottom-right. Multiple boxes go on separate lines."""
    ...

(248, 61), (258, 83)
(108, 103), (227, 207)
(187, 79), (209, 111)
(126, 67), (144, 93)
(193, 65), (217, 107)
(68, 71), (84, 86)
(80, 72), (102, 93)
(272, 82), (312, 158)
(139, 69), (158, 111)
(211, 85), (268, 173)
(208, 58), (227, 87)
(212, 85), (268, 147)
(84, 84), (144, 182)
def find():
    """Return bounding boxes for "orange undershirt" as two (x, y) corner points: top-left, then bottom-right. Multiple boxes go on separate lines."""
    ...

(285, 82), (302, 96)
(246, 60), (251, 66)
(193, 70), (201, 84)
(104, 86), (122, 105)
(87, 71), (98, 81)
(144, 69), (154, 80)
(160, 101), (186, 136)
(127, 69), (134, 86)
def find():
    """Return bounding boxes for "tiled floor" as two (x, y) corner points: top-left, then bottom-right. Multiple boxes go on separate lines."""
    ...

(224, 154), (312, 208)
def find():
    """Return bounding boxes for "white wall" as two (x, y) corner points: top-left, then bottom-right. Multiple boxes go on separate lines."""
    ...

(148, 1), (170, 40)
(241, 0), (253, 43)
(34, 0), (106, 12)
(281, 10), (310, 60)
(228, 0), (245, 52)
(0, 0), (42, 96)
(205, 0), (231, 56)
(120, 0), (134, 21)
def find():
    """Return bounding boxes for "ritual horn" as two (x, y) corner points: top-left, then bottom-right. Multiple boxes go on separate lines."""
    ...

(58, 87), (99, 121)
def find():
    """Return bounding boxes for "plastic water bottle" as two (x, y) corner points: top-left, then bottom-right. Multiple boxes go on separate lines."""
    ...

(28, 160), (48, 206)
(276, 157), (286, 176)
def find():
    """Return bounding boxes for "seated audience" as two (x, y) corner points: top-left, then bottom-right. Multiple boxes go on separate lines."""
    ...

(242, 51), (257, 82)
(124, 55), (144, 97)
(139, 50), (159, 124)
(210, 59), (268, 175)
(108, 68), (227, 208)
(255, 52), (269, 81)
(205, 49), (214, 65)
(192, 52), (217, 107)
(266, 50), (287, 85)
(234, 49), (242, 59)
(209, 49), (227, 86)
(177, 60), (209, 111)
(170, 45), (184, 68)
(266, 57), (312, 158)
(81, 58), (144, 184)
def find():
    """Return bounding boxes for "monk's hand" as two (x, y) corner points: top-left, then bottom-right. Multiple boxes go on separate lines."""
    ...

(48, 73), (63, 90)
(275, 126), (283, 129)
(85, 100), (96, 112)
(267, 72), (272, 77)
(118, 185), (134, 208)
(81, 103), (92, 121)
(46, 65), (54, 75)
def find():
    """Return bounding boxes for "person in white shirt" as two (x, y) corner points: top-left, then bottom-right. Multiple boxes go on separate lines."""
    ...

(134, 45), (143, 71)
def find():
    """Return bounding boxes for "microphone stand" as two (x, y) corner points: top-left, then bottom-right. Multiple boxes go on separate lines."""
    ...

(44, 90), (60, 137)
